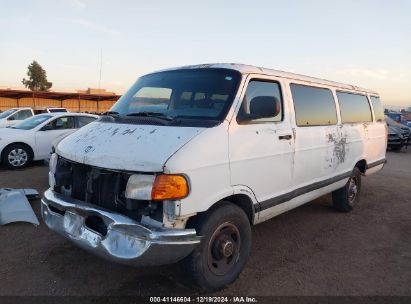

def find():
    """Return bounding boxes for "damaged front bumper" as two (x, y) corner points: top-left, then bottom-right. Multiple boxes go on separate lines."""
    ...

(41, 189), (200, 266)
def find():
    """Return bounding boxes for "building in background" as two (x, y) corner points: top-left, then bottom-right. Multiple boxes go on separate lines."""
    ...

(0, 87), (121, 113)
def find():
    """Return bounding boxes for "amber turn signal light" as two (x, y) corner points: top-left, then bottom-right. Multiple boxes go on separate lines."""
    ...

(151, 174), (189, 201)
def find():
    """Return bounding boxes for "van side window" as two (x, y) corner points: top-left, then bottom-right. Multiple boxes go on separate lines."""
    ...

(237, 80), (282, 124)
(290, 84), (337, 126)
(370, 96), (385, 122)
(337, 92), (372, 123)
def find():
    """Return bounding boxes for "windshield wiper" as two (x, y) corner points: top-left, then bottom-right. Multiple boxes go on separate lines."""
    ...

(102, 111), (120, 116)
(126, 111), (174, 121)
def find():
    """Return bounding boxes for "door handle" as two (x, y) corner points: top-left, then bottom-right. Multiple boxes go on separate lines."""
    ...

(279, 134), (292, 140)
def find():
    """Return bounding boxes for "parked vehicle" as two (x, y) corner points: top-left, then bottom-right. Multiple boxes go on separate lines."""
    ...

(42, 64), (387, 291)
(0, 107), (69, 128)
(33, 107), (68, 114)
(0, 112), (97, 168)
(385, 115), (410, 151)
(0, 107), (34, 127)
(386, 111), (409, 127)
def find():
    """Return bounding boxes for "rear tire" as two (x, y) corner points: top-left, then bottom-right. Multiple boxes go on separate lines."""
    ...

(390, 145), (403, 151)
(182, 202), (251, 292)
(332, 167), (361, 212)
(1, 144), (33, 169)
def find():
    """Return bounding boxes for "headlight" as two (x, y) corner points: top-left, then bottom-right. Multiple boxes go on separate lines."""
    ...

(125, 175), (155, 200)
(125, 174), (189, 201)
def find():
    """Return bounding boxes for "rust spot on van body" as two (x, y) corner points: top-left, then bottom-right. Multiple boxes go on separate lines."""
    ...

(327, 132), (347, 165)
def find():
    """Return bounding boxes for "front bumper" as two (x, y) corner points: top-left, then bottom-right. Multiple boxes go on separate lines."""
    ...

(41, 189), (200, 266)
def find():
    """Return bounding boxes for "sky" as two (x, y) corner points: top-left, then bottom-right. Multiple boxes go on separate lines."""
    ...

(0, 0), (410, 107)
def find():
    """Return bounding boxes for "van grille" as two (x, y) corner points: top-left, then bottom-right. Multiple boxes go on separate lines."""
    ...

(53, 157), (164, 221)
(54, 158), (130, 211)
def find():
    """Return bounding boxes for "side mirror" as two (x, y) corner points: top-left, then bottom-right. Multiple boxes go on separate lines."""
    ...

(7, 116), (15, 121)
(239, 96), (281, 122)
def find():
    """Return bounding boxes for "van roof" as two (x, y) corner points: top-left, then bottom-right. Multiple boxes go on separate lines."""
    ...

(157, 63), (379, 95)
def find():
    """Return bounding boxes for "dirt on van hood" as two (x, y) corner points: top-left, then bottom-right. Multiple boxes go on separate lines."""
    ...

(55, 121), (204, 172)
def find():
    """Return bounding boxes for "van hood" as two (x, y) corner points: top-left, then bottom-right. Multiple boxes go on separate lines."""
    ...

(56, 121), (204, 172)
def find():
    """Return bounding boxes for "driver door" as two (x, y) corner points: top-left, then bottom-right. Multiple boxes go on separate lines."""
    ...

(35, 116), (76, 158)
(229, 75), (294, 214)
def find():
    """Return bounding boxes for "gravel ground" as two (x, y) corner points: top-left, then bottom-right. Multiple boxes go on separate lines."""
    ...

(0, 150), (410, 296)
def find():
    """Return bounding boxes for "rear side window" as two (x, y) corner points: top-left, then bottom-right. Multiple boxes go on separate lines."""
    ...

(337, 92), (372, 123)
(290, 84), (337, 126)
(370, 96), (384, 122)
(77, 116), (96, 127)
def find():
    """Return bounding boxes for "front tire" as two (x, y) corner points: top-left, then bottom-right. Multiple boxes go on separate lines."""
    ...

(332, 167), (361, 212)
(1, 144), (33, 169)
(182, 202), (251, 292)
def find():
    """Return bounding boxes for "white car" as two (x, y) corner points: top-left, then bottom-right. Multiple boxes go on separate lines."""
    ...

(0, 107), (34, 128)
(0, 107), (68, 128)
(0, 112), (97, 168)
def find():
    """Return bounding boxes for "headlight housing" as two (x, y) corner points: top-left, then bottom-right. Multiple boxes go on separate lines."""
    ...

(125, 174), (189, 201)
(125, 175), (156, 200)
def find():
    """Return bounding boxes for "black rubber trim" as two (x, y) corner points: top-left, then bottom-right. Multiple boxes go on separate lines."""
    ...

(255, 171), (352, 213)
(366, 158), (386, 169)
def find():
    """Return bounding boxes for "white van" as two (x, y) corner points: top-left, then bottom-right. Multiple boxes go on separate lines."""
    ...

(42, 64), (387, 291)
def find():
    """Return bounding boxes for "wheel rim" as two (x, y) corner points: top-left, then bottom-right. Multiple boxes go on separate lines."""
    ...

(8, 148), (28, 167)
(348, 176), (358, 206)
(207, 222), (241, 276)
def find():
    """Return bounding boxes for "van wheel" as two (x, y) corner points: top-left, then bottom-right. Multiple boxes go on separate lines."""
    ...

(182, 202), (251, 292)
(332, 167), (361, 212)
(1, 144), (33, 169)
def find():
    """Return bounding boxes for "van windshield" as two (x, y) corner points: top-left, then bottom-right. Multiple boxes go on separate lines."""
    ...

(110, 68), (241, 127)
(0, 109), (17, 119)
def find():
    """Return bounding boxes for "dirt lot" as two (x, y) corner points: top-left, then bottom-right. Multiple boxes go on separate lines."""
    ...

(0, 150), (410, 296)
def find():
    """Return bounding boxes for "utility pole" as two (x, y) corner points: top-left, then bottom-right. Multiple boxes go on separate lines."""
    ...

(97, 48), (102, 113)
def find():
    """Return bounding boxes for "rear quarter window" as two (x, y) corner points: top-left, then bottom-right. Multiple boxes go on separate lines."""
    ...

(290, 84), (337, 126)
(370, 96), (385, 122)
(337, 92), (372, 123)
(77, 116), (96, 127)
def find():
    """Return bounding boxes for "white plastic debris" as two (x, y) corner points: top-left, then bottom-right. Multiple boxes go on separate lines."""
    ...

(0, 188), (39, 225)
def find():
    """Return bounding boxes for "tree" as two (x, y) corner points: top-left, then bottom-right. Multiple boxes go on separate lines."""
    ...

(22, 60), (52, 91)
